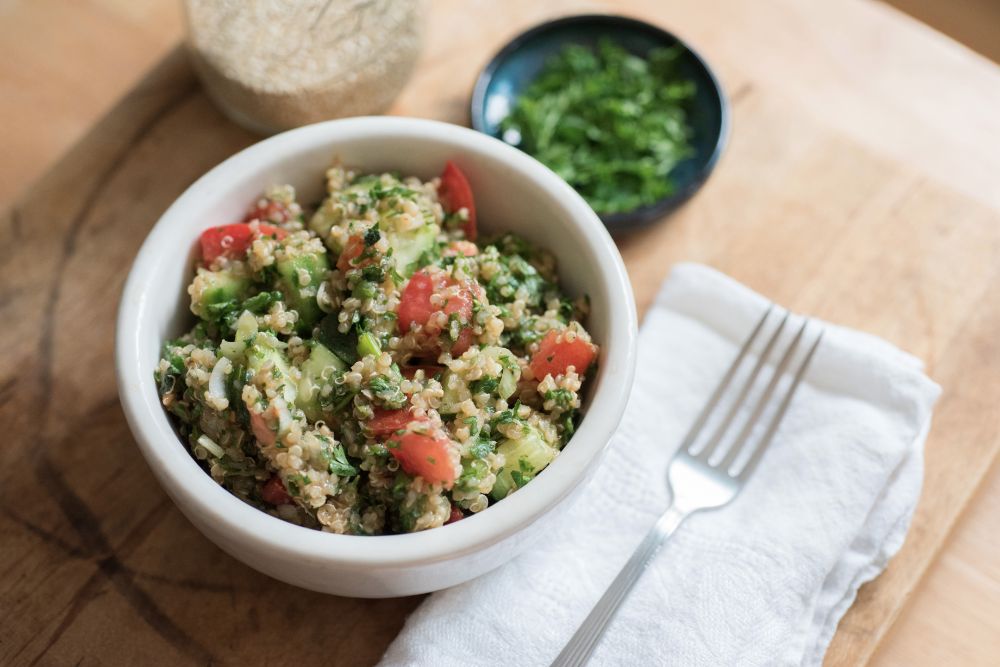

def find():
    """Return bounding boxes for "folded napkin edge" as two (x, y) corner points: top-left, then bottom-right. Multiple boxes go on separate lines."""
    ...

(658, 262), (941, 414)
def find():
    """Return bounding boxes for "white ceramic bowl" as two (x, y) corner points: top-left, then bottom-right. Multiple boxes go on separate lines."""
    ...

(116, 117), (637, 597)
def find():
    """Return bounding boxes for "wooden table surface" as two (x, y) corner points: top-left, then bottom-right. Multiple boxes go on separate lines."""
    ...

(3, 1), (1000, 665)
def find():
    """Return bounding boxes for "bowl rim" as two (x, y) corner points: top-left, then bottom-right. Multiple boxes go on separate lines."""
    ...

(469, 13), (731, 232)
(116, 116), (638, 567)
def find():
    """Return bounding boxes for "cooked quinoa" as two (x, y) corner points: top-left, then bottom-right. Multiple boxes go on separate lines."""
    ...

(155, 162), (598, 534)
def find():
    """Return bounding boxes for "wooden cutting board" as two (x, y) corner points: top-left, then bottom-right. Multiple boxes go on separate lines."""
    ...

(3, 1), (1000, 665)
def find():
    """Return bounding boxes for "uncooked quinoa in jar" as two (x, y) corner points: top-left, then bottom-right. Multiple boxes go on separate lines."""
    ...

(184, 0), (424, 133)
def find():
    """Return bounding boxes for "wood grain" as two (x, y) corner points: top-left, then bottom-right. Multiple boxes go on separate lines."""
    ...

(2, 1), (1000, 666)
(0, 0), (183, 205)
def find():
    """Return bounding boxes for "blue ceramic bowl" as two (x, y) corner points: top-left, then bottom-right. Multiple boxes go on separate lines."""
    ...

(470, 14), (730, 232)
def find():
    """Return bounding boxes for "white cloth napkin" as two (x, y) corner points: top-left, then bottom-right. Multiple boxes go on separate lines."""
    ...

(379, 263), (940, 667)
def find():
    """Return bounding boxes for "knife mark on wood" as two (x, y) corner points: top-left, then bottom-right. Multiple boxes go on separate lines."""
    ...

(25, 569), (107, 667)
(133, 570), (238, 593)
(9, 206), (22, 239)
(0, 377), (17, 408)
(1, 507), (88, 559)
(29, 453), (213, 664)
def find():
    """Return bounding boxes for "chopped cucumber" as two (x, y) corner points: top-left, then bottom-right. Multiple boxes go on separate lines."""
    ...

(192, 269), (250, 319)
(247, 336), (296, 405)
(220, 310), (259, 361)
(357, 331), (381, 358)
(308, 199), (344, 249)
(440, 347), (520, 412)
(490, 425), (557, 500)
(385, 224), (438, 277)
(482, 346), (521, 400)
(275, 251), (329, 332)
(439, 370), (470, 415)
(297, 341), (346, 422)
(498, 369), (518, 401)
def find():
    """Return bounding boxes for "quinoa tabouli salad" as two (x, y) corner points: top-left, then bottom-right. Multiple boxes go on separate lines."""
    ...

(155, 161), (599, 534)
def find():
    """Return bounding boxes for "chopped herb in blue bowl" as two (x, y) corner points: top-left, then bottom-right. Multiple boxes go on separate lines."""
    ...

(471, 15), (730, 232)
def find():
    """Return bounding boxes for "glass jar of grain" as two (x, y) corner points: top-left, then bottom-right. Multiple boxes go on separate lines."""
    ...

(184, 0), (424, 134)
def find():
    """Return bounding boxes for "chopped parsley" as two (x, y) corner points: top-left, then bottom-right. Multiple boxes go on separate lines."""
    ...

(470, 376), (500, 395)
(327, 444), (359, 477)
(242, 290), (283, 314)
(499, 39), (695, 214)
(469, 432), (496, 460)
(544, 388), (575, 410)
(368, 375), (406, 409)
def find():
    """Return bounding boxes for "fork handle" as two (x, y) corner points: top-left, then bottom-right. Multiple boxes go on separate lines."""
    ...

(550, 504), (690, 667)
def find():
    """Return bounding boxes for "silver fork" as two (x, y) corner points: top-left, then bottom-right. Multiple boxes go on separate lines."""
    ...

(551, 306), (824, 667)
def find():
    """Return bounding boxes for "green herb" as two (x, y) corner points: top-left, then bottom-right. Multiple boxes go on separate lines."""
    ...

(458, 458), (488, 487)
(544, 388), (575, 410)
(352, 280), (378, 300)
(204, 298), (239, 322)
(161, 341), (187, 375)
(392, 470), (411, 498)
(557, 298), (575, 323)
(229, 363), (250, 428)
(369, 182), (417, 202)
(510, 470), (533, 488)
(357, 331), (382, 358)
(318, 314), (358, 365)
(490, 402), (523, 430)
(242, 290), (283, 314)
(470, 376), (500, 395)
(364, 226), (381, 246)
(361, 265), (384, 283)
(327, 444), (359, 477)
(508, 322), (544, 349)
(469, 433), (495, 460)
(368, 375), (406, 409)
(322, 375), (357, 414)
(561, 411), (577, 442)
(483, 252), (547, 307)
(500, 39), (695, 214)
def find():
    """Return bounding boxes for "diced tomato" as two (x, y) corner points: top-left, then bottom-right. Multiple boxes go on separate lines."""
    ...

(439, 161), (477, 241)
(443, 240), (478, 257)
(452, 327), (475, 356)
(336, 234), (367, 273)
(368, 408), (416, 437)
(446, 505), (464, 524)
(443, 288), (474, 324)
(261, 474), (292, 505)
(398, 269), (477, 354)
(397, 270), (438, 332)
(199, 222), (286, 264)
(529, 329), (598, 379)
(369, 408), (457, 487)
(245, 199), (295, 224)
(399, 270), (474, 328)
(250, 410), (276, 447)
(386, 430), (456, 488)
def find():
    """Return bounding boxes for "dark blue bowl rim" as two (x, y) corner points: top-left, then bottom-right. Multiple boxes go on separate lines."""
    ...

(469, 13), (731, 232)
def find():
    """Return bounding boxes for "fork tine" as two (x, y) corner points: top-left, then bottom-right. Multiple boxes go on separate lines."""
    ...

(694, 311), (790, 463)
(734, 328), (824, 481)
(679, 305), (774, 455)
(717, 318), (811, 473)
